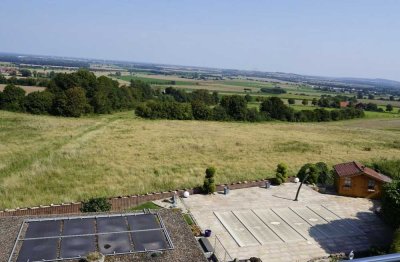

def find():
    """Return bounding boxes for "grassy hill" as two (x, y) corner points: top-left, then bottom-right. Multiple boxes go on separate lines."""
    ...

(0, 110), (399, 209)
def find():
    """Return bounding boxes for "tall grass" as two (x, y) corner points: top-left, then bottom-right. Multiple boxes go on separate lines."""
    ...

(0, 110), (399, 209)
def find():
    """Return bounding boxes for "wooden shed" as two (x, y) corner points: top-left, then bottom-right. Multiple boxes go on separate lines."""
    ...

(333, 161), (392, 199)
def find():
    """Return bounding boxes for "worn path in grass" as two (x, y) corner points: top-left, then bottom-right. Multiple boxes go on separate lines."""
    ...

(0, 110), (399, 209)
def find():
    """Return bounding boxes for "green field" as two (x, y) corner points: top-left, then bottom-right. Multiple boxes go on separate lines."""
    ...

(0, 110), (400, 209)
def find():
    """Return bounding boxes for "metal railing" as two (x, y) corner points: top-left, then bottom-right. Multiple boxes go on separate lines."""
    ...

(213, 235), (233, 262)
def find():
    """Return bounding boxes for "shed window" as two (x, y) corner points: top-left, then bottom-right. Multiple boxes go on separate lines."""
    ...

(368, 180), (376, 191)
(344, 177), (352, 188)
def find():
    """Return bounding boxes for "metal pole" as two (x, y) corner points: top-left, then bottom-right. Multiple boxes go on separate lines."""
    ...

(294, 173), (309, 201)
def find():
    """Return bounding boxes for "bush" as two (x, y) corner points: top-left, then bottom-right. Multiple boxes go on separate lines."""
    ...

(368, 159), (400, 179)
(276, 163), (288, 180)
(64, 87), (90, 117)
(25, 91), (54, 114)
(381, 180), (400, 228)
(203, 167), (216, 194)
(391, 228), (400, 252)
(0, 84), (26, 112)
(80, 197), (111, 212)
(297, 163), (319, 184)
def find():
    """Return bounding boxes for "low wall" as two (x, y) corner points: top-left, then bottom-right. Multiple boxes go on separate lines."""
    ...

(0, 179), (268, 217)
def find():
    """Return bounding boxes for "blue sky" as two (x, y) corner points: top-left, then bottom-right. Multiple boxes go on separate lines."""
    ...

(0, 0), (399, 80)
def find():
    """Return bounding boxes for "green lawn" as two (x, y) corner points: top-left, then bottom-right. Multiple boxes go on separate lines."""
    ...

(127, 201), (161, 211)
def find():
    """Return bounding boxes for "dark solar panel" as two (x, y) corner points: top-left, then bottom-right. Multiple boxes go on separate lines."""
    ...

(131, 229), (170, 252)
(25, 220), (61, 238)
(17, 238), (58, 262)
(98, 233), (132, 254)
(63, 218), (95, 236)
(127, 214), (160, 230)
(97, 216), (128, 233)
(60, 236), (96, 258)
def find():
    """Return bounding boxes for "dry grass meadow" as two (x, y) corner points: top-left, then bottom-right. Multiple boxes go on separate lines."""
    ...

(0, 110), (400, 209)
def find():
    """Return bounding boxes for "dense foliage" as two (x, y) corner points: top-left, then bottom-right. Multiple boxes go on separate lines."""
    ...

(260, 87), (286, 94)
(203, 167), (216, 194)
(0, 70), (154, 117)
(80, 197), (111, 212)
(368, 159), (400, 179)
(297, 162), (331, 184)
(272, 163), (288, 185)
(381, 180), (400, 228)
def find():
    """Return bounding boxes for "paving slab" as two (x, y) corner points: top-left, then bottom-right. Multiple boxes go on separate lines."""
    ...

(290, 207), (344, 238)
(233, 210), (283, 244)
(308, 205), (364, 236)
(272, 207), (326, 240)
(253, 209), (304, 242)
(214, 211), (259, 247)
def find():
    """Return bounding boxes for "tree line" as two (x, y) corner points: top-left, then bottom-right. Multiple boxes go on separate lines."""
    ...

(0, 69), (155, 117)
(136, 89), (364, 122)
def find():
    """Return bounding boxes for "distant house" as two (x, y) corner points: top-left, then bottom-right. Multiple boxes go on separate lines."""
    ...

(339, 101), (350, 108)
(333, 161), (392, 199)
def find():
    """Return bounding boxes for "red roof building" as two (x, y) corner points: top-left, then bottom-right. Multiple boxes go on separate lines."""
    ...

(333, 161), (392, 199)
(339, 101), (350, 108)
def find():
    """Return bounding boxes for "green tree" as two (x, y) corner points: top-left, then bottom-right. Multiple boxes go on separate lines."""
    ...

(368, 94), (375, 99)
(20, 69), (32, 77)
(80, 197), (111, 212)
(64, 87), (89, 117)
(311, 98), (318, 106)
(0, 74), (6, 84)
(191, 100), (212, 120)
(203, 167), (216, 194)
(302, 99), (308, 106)
(297, 163), (319, 184)
(245, 94), (252, 102)
(24, 91), (54, 114)
(260, 97), (294, 121)
(288, 98), (295, 105)
(381, 180), (400, 228)
(386, 104), (393, 112)
(0, 84), (26, 112)
(220, 95), (248, 120)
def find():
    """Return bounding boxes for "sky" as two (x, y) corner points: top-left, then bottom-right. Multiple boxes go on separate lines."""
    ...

(0, 0), (399, 80)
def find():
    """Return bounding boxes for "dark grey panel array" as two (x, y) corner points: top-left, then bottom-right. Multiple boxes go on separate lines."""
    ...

(62, 218), (95, 236)
(25, 220), (61, 238)
(98, 233), (132, 254)
(97, 216), (128, 233)
(60, 236), (96, 258)
(15, 213), (172, 262)
(17, 238), (58, 262)
(131, 229), (170, 251)
(127, 214), (160, 230)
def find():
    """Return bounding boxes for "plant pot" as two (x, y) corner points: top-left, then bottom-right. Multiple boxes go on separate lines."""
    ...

(86, 252), (105, 262)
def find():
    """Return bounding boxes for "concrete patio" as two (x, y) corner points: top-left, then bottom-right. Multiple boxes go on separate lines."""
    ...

(182, 183), (392, 262)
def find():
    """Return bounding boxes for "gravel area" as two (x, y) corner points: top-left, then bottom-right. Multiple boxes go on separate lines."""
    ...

(0, 209), (207, 262)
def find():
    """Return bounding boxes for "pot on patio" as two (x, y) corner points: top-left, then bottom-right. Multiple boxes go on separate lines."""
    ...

(86, 252), (105, 262)
(204, 229), (212, 237)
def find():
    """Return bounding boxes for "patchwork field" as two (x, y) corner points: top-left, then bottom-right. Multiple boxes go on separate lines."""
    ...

(0, 110), (400, 209)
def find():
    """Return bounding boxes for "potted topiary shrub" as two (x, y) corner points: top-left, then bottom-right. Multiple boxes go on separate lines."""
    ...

(86, 252), (105, 262)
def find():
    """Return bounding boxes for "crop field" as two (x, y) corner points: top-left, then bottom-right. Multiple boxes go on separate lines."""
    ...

(0, 84), (46, 94)
(0, 110), (399, 209)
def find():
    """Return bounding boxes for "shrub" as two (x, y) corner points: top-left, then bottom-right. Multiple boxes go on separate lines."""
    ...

(381, 180), (400, 228)
(369, 159), (400, 179)
(391, 228), (400, 252)
(203, 167), (216, 194)
(80, 197), (111, 212)
(0, 84), (26, 112)
(297, 163), (319, 184)
(276, 163), (288, 180)
(64, 87), (89, 117)
(25, 91), (54, 114)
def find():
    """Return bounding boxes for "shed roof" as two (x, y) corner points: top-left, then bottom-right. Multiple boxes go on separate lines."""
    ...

(333, 161), (392, 183)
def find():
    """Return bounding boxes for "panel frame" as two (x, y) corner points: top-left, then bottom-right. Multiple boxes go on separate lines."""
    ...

(8, 212), (174, 262)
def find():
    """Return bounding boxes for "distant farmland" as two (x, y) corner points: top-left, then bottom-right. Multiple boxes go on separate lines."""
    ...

(0, 110), (399, 209)
(0, 84), (45, 94)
